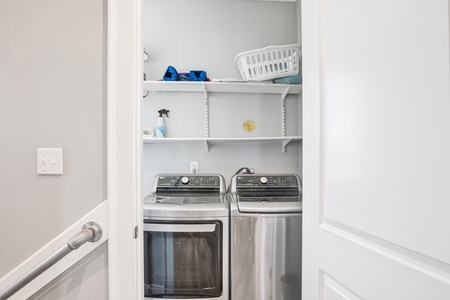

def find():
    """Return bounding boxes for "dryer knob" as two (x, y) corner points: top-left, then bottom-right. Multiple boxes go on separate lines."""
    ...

(260, 176), (268, 185)
(181, 176), (190, 185)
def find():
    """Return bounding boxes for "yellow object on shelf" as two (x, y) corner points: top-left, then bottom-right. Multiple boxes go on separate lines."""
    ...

(243, 120), (255, 132)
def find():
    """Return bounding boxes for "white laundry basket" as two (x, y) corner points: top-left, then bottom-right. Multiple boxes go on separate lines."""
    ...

(235, 44), (301, 81)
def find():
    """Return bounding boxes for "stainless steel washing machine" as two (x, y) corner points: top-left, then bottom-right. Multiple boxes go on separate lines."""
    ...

(229, 173), (302, 300)
(143, 173), (229, 300)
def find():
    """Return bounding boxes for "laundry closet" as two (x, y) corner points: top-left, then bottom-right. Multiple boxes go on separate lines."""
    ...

(142, 0), (302, 299)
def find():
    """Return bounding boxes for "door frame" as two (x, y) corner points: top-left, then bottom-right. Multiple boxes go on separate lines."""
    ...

(107, 0), (143, 298)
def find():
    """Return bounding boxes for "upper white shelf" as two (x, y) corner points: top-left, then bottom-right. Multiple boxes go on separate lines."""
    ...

(143, 81), (302, 95)
(143, 136), (302, 153)
(143, 136), (302, 143)
(241, 0), (297, 2)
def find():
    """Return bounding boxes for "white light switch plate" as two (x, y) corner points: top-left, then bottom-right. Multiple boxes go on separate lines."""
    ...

(36, 148), (63, 175)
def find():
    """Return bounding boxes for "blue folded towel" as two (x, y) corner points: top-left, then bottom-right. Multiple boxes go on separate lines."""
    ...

(162, 66), (208, 82)
(189, 70), (207, 81)
(163, 66), (179, 81)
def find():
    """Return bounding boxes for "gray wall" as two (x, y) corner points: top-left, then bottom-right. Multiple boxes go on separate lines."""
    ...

(28, 244), (108, 300)
(0, 0), (108, 298)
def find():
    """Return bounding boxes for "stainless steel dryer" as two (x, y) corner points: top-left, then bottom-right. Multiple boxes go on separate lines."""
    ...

(143, 173), (229, 300)
(229, 173), (302, 300)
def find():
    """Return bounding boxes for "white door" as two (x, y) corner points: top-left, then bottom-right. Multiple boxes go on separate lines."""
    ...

(302, 0), (450, 299)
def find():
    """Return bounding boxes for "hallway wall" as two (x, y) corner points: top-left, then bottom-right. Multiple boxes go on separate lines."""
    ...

(0, 0), (108, 297)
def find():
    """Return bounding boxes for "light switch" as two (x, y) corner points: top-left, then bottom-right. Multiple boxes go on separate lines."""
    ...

(36, 148), (63, 175)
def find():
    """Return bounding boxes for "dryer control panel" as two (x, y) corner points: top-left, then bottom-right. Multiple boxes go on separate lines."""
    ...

(230, 173), (302, 207)
(235, 175), (299, 187)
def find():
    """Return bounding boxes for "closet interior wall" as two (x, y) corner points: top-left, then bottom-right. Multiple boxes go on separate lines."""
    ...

(142, 0), (302, 194)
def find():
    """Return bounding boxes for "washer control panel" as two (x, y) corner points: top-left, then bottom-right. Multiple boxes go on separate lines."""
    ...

(156, 175), (222, 188)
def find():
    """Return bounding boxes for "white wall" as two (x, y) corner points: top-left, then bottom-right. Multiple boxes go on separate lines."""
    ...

(142, 0), (301, 192)
(143, 0), (298, 80)
(0, 0), (108, 297)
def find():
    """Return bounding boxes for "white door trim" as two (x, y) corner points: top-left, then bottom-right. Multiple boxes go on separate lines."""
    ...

(107, 0), (143, 298)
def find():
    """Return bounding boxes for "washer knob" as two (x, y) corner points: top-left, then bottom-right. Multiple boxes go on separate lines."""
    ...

(181, 176), (190, 185)
(260, 176), (268, 185)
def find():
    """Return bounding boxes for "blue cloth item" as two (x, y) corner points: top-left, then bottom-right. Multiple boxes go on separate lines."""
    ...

(162, 66), (208, 81)
(273, 75), (302, 84)
(163, 66), (179, 81)
(189, 70), (207, 81)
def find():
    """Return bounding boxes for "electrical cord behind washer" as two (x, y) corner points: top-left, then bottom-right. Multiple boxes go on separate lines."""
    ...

(227, 167), (254, 193)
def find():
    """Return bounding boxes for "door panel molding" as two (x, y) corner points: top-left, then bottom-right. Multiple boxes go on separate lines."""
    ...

(321, 219), (450, 285)
(317, 0), (450, 263)
(321, 271), (363, 300)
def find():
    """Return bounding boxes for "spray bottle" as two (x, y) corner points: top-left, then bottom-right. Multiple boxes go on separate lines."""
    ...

(155, 109), (169, 137)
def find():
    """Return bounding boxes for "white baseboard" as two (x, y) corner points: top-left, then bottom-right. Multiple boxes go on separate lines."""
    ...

(0, 200), (108, 300)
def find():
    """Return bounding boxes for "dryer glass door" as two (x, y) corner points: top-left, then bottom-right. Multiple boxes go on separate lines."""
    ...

(143, 221), (223, 298)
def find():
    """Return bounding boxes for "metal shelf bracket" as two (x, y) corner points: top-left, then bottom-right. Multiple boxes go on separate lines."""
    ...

(203, 83), (210, 139)
(282, 138), (292, 153)
(281, 86), (290, 101)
